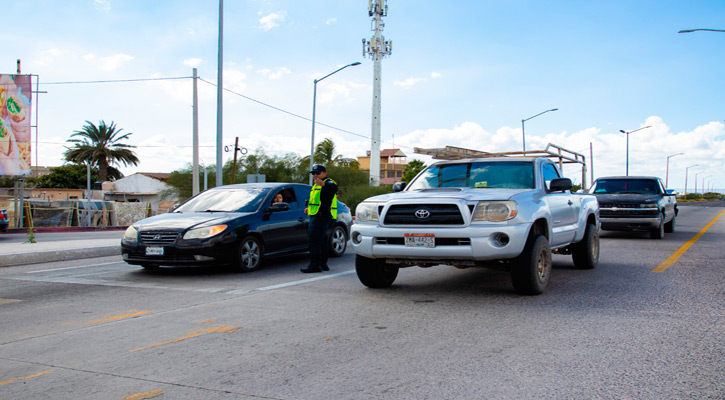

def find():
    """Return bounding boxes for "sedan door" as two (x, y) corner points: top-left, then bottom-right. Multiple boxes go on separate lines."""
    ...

(257, 186), (309, 253)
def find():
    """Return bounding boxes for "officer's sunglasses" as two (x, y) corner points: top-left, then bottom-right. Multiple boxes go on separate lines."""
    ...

(311, 172), (321, 175)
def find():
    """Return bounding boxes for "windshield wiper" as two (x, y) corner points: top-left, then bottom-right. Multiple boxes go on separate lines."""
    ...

(201, 209), (227, 212)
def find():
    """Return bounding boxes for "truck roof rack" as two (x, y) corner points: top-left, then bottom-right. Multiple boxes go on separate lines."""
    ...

(414, 143), (588, 188)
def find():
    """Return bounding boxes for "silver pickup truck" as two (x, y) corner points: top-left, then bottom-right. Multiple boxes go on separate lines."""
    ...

(351, 156), (600, 295)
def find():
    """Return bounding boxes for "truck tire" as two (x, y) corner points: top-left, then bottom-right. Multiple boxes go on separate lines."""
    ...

(511, 234), (552, 295)
(356, 255), (398, 288)
(664, 214), (676, 233)
(571, 223), (599, 270)
(650, 213), (665, 239)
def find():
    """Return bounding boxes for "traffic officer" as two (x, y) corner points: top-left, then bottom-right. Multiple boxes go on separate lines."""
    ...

(301, 164), (338, 273)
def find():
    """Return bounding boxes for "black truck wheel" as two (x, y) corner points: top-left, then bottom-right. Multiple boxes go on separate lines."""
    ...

(356, 255), (398, 288)
(571, 223), (599, 270)
(511, 234), (552, 295)
(650, 213), (665, 239)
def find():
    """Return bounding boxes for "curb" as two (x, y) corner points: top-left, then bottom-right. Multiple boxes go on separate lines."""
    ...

(0, 246), (121, 268)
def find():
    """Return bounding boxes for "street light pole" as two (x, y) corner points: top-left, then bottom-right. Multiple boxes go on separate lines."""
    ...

(684, 164), (697, 198)
(701, 175), (711, 195)
(521, 108), (558, 153)
(309, 62), (361, 185)
(678, 29), (725, 33)
(665, 152), (683, 188)
(619, 126), (651, 176)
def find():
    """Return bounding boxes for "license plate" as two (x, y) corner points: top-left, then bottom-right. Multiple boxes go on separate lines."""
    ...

(404, 233), (435, 248)
(145, 247), (164, 256)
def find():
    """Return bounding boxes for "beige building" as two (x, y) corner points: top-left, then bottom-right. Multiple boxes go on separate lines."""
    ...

(357, 149), (407, 185)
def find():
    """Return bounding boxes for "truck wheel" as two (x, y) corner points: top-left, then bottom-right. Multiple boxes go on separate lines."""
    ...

(664, 214), (676, 233)
(233, 236), (263, 272)
(356, 255), (398, 288)
(571, 223), (599, 270)
(511, 234), (552, 295)
(650, 214), (665, 239)
(329, 224), (347, 257)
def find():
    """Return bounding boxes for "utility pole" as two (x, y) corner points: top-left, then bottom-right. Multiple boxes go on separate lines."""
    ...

(192, 68), (199, 195)
(215, 0), (224, 187)
(363, 0), (392, 186)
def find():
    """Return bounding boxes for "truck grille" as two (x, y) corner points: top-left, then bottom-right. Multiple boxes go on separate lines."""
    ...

(383, 204), (464, 225)
(139, 231), (179, 245)
(599, 203), (658, 217)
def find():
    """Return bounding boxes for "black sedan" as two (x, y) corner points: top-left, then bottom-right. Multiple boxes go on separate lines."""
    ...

(121, 183), (352, 271)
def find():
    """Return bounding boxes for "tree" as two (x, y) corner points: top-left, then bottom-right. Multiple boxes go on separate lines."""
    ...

(300, 138), (359, 169)
(402, 159), (426, 182)
(64, 120), (139, 181)
(31, 164), (101, 189)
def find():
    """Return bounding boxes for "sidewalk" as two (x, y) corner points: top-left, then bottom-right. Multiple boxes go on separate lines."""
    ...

(0, 227), (125, 267)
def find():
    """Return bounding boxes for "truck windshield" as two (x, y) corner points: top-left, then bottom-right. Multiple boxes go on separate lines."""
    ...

(590, 179), (662, 195)
(407, 161), (535, 190)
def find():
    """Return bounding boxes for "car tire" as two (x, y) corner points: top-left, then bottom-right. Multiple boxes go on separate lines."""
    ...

(571, 223), (599, 270)
(329, 224), (347, 257)
(356, 255), (398, 288)
(511, 233), (552, 295)
(233, 236), (263, 272)
(650, 213), (665, 239)
(664, 214), (676, 233)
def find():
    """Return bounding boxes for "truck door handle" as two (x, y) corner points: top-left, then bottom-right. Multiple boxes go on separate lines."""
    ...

(567, 200), (573, 206)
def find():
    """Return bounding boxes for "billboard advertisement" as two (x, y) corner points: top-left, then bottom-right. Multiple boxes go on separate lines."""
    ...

(0, 74), (32, 176)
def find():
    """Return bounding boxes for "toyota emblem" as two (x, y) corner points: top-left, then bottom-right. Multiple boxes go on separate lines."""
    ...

(414, 209), (431, 219)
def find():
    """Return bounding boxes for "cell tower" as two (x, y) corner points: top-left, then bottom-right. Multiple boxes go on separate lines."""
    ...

(363, 0), (392, 186)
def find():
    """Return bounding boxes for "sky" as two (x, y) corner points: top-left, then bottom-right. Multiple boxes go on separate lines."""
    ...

(1, 0), (724, 192)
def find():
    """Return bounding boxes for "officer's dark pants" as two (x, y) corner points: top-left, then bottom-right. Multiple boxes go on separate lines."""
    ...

(308, 216), (333, 269)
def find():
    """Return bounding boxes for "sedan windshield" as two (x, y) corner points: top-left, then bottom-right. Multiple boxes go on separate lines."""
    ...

(175, 188), (270, 213)
(590, 179), (662, 194)
(407, 161), (535, 190)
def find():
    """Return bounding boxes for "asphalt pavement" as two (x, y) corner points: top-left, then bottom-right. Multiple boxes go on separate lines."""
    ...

(0, 228), (124, 267)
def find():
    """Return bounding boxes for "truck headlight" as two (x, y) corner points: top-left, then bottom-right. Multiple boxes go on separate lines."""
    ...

(472, 201), (518, 222)
(183, 225), (227, 240)
(355, 202), (379, 222)
(123, 226), (138, 244)
(639, 203), (657, 208)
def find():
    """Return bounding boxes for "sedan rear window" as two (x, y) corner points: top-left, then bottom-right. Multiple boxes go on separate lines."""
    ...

(175, 188), (270, 213)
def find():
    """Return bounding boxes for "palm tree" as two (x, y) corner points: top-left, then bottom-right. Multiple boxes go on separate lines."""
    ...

(64, 120), (139, 181)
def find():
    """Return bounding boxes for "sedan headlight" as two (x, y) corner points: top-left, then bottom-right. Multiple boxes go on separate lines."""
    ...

(355, 202), (379, 222)
(182, 225), (227, 240)
(123, 226), (138, 244)
(472, 201), (518, 222)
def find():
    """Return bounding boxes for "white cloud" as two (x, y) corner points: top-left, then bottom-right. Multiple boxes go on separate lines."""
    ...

(84, 53), (134, 71)
(34, 49), (65, 66)
(256, 67), (291, 80)
(259, 12), (286, 31)
(183, 58), (203, 68)
(431, 72), (442, 78)
(94, 0), (110, 11)
(394, 77), (427, 88)
(326, 17), (337, 25)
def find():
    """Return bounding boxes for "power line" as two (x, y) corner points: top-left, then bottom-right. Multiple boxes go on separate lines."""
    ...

(42, 76), (191, 85)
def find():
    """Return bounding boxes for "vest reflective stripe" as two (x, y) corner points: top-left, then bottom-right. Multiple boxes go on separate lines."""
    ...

(308, 178), (337, 219)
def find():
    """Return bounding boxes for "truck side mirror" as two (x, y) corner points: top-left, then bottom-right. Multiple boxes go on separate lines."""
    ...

(549, 178), (573, 192)
(393, 181), (407, 192)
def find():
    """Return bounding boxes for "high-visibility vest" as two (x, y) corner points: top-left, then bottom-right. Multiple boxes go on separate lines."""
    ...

(308, 178), (337, 219)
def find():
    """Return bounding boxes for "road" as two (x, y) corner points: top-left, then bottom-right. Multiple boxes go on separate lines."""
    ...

(0, 203), (723, 399)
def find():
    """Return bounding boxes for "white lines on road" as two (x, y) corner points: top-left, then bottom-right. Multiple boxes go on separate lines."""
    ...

(25, 261), (122, 274)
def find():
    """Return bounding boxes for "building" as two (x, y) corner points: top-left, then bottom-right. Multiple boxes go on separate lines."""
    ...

(357, 148), (407, 185)
(101, 172), (178, 214)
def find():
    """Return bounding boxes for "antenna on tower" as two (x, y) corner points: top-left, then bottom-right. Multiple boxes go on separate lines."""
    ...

(363, 0), (392, 186)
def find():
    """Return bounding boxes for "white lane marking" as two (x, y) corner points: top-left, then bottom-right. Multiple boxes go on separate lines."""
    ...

(25, 261), (122, 274)
(245, 270), (355, 293)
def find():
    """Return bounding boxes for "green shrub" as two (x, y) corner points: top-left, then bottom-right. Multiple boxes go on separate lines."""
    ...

(338, 184), (393, 215)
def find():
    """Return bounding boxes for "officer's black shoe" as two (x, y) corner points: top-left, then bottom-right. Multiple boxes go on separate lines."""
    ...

(300, 267), (322, 273)
(320, 265), (329, 271)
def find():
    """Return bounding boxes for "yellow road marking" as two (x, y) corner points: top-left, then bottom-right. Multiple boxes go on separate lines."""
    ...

(85, 311), (152, 325)
(0, 370), (54, 386)
(198, 319), (217, 324)
(122, 389), (164, 400)
(0, 298), (22, 305)
(653, 209), (725, 273)
(130, 325), (239, 352)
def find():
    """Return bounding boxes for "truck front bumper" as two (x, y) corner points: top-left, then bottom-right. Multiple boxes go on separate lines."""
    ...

(350, 222), (530, 266)
(600, 216), (662, 231)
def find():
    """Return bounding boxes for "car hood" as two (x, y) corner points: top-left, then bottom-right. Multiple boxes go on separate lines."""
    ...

(133, 212), (252, 231)
(593, 193), (662, 204)
(366, 188), (530, 203)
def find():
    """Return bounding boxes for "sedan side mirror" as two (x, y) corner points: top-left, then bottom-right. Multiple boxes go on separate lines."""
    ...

(549, 178), (573, 192)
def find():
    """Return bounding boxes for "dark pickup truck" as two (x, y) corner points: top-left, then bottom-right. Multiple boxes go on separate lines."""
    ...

(588, 176), (677, 239)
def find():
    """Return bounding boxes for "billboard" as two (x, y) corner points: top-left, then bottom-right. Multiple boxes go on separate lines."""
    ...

(0, 74), (32, 176)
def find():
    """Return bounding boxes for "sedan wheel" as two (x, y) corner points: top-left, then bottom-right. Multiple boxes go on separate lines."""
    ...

(234, 236), (263, 272)
(329, 225), (347, 257)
